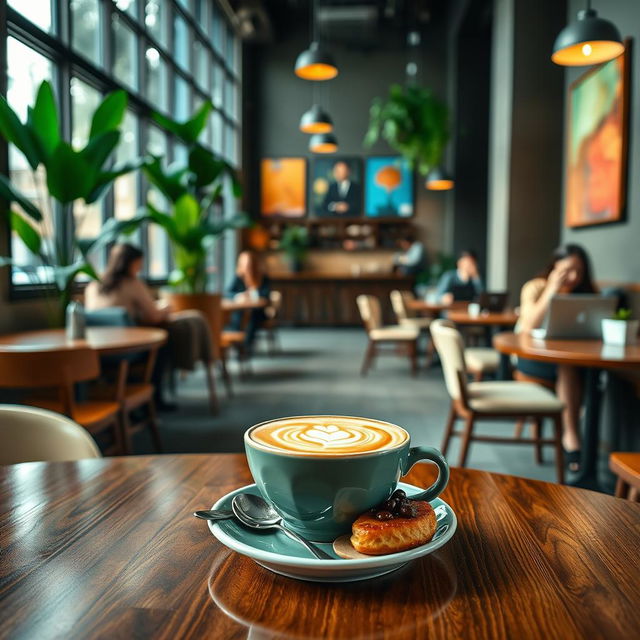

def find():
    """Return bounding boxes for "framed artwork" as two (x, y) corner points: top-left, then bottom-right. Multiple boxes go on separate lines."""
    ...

(565, 47), (630, 228)
(364, 156), (415, 218)
(260, 157), (307, 218)
(311, 157), (363, 218)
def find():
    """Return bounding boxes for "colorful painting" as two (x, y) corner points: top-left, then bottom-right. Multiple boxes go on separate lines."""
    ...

(565, 49), (629, 228)
(260, 158), (307, 218)
(311, 157), (362, 218)
(364, 157), (414, 218)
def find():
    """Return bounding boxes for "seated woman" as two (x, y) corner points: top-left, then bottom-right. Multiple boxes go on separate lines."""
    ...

(226, 251), (270, 353)
(436, 250), (484, 304)
(517, 243), (597, 472)
(85, 243), (174, 409)
(85, 244), (170, 325)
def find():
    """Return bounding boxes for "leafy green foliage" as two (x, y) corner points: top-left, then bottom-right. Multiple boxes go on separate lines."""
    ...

(279, 226), (309, 262)
(0, 80), (138, 323)
(614, 308), (633, 321)
(364, 84), (450, 175)
(135, 104), (246, 294)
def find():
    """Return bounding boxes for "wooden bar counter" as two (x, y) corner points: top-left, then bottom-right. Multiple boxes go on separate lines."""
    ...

(269, 272), (414, 326)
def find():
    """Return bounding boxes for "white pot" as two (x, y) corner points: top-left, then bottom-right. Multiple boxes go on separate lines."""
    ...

(601, 319), (640, 346)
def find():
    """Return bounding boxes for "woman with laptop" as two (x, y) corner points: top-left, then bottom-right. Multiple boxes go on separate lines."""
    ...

(517, 244), (597, 473)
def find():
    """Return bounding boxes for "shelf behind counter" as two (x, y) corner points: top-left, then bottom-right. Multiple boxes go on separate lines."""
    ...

(269, 272), (414, 326)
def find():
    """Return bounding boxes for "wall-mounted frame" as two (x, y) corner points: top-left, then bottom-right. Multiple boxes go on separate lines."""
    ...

(260, 157), (307, 218)
(564, 43), (630, 228)
(364, 156), (415, 218)
(310, 156), (363, 218)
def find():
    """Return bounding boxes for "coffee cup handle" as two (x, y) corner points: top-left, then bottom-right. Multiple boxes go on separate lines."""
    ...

(402, 446), (450, 503)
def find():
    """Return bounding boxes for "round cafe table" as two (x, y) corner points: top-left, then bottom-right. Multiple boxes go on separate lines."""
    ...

(1, 453), (638, 639)
(446, 309), (519, 327)
(494, 332), (640, 490)
(0, 326), (167, 355)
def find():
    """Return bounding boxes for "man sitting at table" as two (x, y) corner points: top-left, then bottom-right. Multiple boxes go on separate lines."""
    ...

(436, 249), (484, 303)
(392, 231), (428, 277)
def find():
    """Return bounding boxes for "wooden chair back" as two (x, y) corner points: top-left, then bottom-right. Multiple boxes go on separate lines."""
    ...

(0, 347), (100, 418)
(430, 319), (469, 403)
(356, 295), (383, 332)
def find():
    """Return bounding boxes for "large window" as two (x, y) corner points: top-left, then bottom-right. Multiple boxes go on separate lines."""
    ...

(5, 0), (242, 288)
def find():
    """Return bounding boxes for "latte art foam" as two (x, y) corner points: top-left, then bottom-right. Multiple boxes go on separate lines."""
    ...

(249, 416), (408, 456)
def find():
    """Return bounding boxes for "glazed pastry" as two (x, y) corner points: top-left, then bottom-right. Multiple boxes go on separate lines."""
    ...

(350, 493), (436, 555)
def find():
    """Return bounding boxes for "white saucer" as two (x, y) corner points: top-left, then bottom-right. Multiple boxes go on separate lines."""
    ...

(208, 482), (457, 582)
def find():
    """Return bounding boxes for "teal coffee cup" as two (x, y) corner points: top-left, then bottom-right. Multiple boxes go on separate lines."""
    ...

(244, 415), (450, 542)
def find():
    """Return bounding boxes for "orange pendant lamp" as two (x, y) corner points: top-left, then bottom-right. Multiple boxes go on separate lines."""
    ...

(552, 1), (623, 66)
(294, 0), (338, 81)
(309, 133), (338, 154)
(426, 167), (454, 191)
(299, 104), (334, 133)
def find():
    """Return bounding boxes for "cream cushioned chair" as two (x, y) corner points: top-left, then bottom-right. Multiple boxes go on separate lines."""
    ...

(356, 294), (419, 376)
(430, 320), (565, 483)
(390, 290), (433, 330)
(438, 319), (500, 380)
(0, 404), (101, 465)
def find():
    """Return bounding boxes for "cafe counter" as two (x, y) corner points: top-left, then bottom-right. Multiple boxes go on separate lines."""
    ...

(269, 272), (414, 326)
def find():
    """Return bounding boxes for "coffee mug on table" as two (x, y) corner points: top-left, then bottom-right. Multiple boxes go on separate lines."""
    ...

(244, 415), (450, 542)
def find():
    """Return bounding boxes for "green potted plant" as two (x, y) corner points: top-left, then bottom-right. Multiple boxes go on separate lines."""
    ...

(136, 102), (247, 347)
(364, 84), (449, 176)
(279, 225), (309, 273)
(602, 308), (639, 346)
(0, 81), (139, 324)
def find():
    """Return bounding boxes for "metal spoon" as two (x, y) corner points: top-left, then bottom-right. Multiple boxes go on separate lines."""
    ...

(231, 493), (334, 560)
(193, 509), (234, 521)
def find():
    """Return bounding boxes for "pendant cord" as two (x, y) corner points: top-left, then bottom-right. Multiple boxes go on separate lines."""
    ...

(312, 0), (318, 43)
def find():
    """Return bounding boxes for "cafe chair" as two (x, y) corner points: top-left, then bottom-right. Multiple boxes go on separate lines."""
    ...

(438, 319), (499, 381)
(0, 404), (101, 465)
(261, 290), (283, 354)
(356, 294), (419, 377)
(609, 453), (640, 502)
(390, 290), (435, 365)
(0, 347), (123, 455)
(430, 320), (565, 483)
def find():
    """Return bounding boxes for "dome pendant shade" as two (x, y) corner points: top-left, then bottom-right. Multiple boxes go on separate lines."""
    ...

(309, 132), (338, 153)
(295, 42), (339, 80)
(299, 105), (334, 134)
(426, 167), (454, 191)
(552, 9), (623, 66)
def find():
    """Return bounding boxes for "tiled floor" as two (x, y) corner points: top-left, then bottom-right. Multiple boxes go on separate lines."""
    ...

(139, 328), (562, 484)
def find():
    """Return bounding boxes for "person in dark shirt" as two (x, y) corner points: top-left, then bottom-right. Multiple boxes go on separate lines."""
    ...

(226, 250), (270, 352)
(393, 230), (428, 276)
(319, 161), (361, 217)
(436, 249), (484, 303)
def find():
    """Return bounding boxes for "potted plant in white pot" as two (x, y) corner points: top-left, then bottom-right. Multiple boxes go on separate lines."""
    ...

(602, 308), (639, 346)
(136, 101), (247, 355)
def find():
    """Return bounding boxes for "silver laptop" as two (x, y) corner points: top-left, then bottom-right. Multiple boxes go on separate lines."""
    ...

(532, 295), (616, 340)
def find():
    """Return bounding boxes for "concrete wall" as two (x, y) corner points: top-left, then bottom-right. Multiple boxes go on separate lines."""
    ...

(561, 0), (640, 284)
(487, 0), (566, 298)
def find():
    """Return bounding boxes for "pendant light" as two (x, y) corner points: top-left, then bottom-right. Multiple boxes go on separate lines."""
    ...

(299, 104), (333, 134)
(309, 132), (338, 154)
(426, 167), (454, 191)
(294, 0), (338, 81)
(552, 1), (623, 66)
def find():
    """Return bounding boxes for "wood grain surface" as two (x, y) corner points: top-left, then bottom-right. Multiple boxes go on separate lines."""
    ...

(0, 327), (167, 356)
(447, 310), (519, 326)
(493, 331), (640, 368)
(1, 454), (639, 639)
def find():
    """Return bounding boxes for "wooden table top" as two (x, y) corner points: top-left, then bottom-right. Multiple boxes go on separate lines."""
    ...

(1, 453), (638, 639)
(407, 300), (468, 314)
(221, 297), (268, 312)
(494, 332), (640, 369)
(447, 309), (519, 326)
(0, 326), (167, 355)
